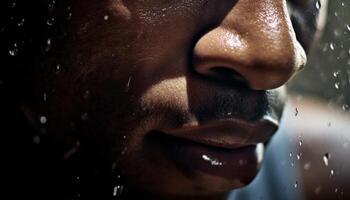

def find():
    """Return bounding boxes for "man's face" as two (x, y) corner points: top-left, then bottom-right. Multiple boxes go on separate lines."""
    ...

(36, 0), (326, 198)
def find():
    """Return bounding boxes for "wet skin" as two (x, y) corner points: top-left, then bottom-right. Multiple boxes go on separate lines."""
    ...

(24, 0), (327, 199)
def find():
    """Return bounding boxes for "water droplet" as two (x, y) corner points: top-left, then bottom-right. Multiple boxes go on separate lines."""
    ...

(113, 185), (124, 197)
(9, 49), (18, 56)
(330, 169), (335, 176)
(104, 15), (109, 20)
(289, 152), (293, 158)
(43, 93), (47, 102)
(330, 43), (335, 50)
(323, 153), (330, 166)
(335, 188), (338, 193)
(334, 82), (340, 89)
(47, 17), (55, 26)
(40, 116), (47, 124)
(347, 24), (350, 31)
(297, 153), (302, 160)
(314, 186), (322, 195)
(48, 0), (56, 8)
(315, 1), (321, 9)
(342, 104), (349, 111)
(17, 18), (25, 27)
(294, 181), (298, 188)
(299, 140), (303, 146)
(81, 112), (88, 121)
(333, 71), (341, 78)
(33, 135), (41, 144)
(202, 154), (223, 166)
(56, 64), (61, 71)
(304, 162), (311, 170)
(83, 90), (90, 99)
(295, 108), (298, 116)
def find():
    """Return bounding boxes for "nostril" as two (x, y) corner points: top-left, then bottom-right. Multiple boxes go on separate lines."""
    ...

(208, 67), (247, 84)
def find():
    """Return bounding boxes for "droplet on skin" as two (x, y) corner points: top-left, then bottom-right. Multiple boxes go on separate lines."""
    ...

(202, 154), (223, 166)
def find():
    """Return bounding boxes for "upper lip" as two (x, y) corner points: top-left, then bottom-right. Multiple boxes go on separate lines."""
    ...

(158, 115), (278, 149)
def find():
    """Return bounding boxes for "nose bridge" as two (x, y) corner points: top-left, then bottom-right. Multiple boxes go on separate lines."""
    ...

(193, 0), (307, 90)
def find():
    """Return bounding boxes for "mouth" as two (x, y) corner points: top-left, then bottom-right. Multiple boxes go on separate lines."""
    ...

(149, 115), (278, 182)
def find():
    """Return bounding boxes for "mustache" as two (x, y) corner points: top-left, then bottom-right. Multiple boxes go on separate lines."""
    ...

(189, 88), (275, 122)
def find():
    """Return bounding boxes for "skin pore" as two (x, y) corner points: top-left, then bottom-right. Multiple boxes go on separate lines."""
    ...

(17, 0), (327, 199)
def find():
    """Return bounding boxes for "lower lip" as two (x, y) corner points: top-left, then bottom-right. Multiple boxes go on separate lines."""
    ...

(159, 134), (263, 183)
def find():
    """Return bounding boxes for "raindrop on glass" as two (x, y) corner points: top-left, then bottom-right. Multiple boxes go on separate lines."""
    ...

(333, 71), (341, 78)
(9, 49), (18, 56)
(294, 181), (298, 188)
(9, 43), (18, 56)
(314, 186), (321, 195)
(40, 116), (47, 124)
(315, 1), (321, 9)
(81, 112), (88, 121)
(43, 93), (47, 102)
(17, 18), (25, 27)
(304, 162), (311, 170)
(113, 185), (124, 197)
(33, 135), (41, 144)
(297, 153), (302, 160)
(323, 153), (330, 166)
(334, 82), (340, 89)
(47, 17), (55, 26)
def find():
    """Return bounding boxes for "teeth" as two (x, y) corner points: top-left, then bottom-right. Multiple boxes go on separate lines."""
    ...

(255, 143), (264, 163)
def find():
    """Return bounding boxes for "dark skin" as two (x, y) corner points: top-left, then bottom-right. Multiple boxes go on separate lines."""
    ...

(19, 0), (328, 199)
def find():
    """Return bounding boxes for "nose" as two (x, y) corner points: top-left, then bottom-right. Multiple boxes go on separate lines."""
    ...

(192, 0), (307, 90)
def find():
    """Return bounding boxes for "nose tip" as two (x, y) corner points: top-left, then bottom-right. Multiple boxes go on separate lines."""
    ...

(192, 1), (307, 90)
